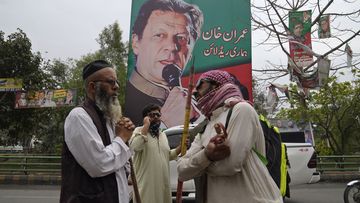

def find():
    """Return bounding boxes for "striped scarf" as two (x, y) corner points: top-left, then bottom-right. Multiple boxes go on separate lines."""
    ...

(197, 83), (243, 118)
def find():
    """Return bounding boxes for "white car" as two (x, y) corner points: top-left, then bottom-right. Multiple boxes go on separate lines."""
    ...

(274, 119), (321, 185)
(165, 124), (197, 202)
(285, 142), (320, 185)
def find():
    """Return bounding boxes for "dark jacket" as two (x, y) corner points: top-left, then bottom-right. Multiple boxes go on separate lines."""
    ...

(60, 99), (118, 203)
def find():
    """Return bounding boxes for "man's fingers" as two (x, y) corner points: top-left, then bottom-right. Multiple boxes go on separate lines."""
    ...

(214, 123), (222, 134)
(214, 123), (228, 139)
(117, 117), (135, 131)
(218, 123), (228, 139)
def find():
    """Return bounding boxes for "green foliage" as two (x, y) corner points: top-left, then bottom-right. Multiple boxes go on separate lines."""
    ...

(279, 75), (360, 155)
(315, 139), (333, 156)
(66, 52), (103, 103)
(97, 21), (128, 107)
(0, 29), (56, 152)
(46, 59), (71, 85)
(0, 22), (128, 154)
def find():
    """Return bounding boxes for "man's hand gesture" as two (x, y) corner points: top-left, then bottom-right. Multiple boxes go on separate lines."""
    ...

(205, 123), (231, 161)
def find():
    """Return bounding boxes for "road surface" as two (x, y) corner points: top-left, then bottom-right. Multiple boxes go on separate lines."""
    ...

(0, 182), (347, 203)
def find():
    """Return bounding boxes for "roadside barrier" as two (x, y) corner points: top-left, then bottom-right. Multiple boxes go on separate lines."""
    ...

(317, 155), (360, 173)
(1, 154), (359, 175)
(0, 154), (61, 175)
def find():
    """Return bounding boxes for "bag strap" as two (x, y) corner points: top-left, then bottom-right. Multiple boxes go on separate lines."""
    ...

(224, 105), (268, 166)
(225, 106), (233, 130)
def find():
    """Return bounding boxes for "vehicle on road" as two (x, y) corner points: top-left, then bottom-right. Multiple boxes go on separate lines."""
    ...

(273, 119), (321, 185)
(165, 124), (197, 202)
(285, 142), (320, 185)
(344, 179), (360, 203)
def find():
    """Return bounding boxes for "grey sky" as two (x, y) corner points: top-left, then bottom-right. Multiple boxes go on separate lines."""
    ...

(0, 0), (132, 60)
(1, 0), (358, 86)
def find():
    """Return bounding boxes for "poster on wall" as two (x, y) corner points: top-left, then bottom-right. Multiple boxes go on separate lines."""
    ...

(0, 78), (23, 92)
(124, 0), (252, 127)
(14, 89), (77, 109)
(288, 10), (314, 68)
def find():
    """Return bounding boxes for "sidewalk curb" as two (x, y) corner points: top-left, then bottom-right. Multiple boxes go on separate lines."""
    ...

(319, 172), (360, 182)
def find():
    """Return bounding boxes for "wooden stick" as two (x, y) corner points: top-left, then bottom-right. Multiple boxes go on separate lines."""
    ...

(176, 58), (195, 203)
(129, 158), (141, 203)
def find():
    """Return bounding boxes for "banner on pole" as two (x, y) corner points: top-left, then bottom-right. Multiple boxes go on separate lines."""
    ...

(288, 10), (313, 68)
(318, 15), (331, 39)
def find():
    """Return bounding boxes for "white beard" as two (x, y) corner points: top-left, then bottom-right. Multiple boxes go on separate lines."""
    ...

(95, 85), (122, 123)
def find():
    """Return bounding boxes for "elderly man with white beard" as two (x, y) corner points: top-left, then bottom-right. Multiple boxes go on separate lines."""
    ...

(60, 60), (135, 203)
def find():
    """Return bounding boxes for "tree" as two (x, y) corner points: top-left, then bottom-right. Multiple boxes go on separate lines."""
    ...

(0, 29), (55, 151)
(250, 1), (360, 153)
(33, 23), (128, 153)
(63, 52), (103, 103)
(252, 0), (359, 75)
(251, 0), (359, 108)
(97, 21), (128, 106)
(253, 78), (268, 116)
(0, 22), (129, 154)
(278, 71), (360, 154)
(63, 21), (128, 106)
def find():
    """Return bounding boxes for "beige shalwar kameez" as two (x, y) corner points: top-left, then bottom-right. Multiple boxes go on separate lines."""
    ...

(178, 102), (283, 203)
(130, 127), (178, 203)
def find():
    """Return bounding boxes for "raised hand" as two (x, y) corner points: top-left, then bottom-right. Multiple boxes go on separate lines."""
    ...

(161, 87), (200, 128)
(205, 123), (230, 161)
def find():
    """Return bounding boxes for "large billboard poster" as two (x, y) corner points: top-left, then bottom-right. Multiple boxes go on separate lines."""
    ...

(14, 89), (77, 109)
(125, 0), (251, 127)
(289, 10), (313, 68)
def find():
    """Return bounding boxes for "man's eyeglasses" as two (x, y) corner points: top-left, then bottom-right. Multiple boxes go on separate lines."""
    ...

(148, 112), (161, 118)
(93, 79), (120, 87)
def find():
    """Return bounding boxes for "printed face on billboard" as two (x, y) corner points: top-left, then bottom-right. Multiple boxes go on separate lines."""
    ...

(14, 89), (77, 109)
(132, 10), (193, 85)
(293, 23), (304, 37)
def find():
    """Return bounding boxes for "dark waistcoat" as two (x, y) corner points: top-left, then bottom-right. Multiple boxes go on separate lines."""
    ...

(60, 99), (118, 203)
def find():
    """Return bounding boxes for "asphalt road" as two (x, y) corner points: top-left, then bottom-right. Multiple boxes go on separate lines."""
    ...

(0, 185), (59, 203)
(285, 181), (347, 203)
(0, 182), (348, 203)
